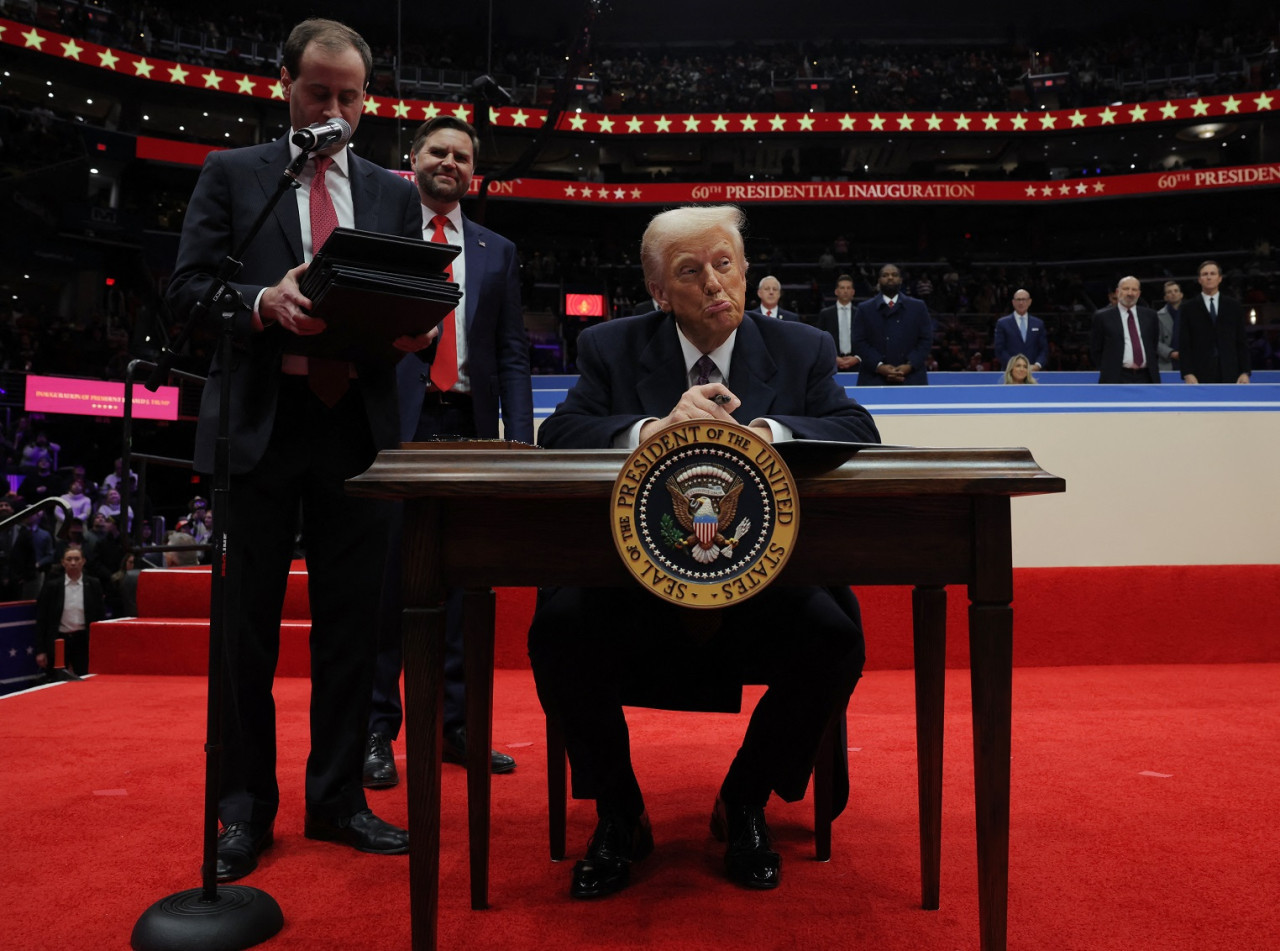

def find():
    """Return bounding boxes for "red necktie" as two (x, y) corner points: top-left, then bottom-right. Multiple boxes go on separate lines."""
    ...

(429, 214), (459, 392)
(765, 309), (773, 318)
(308, 155), (347, 406)
(1126, 308), (1145, 368)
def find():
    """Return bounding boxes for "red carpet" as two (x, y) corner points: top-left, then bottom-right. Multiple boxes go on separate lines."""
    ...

(90, 565), (1280, 676)
(3, 665), (1278, 950)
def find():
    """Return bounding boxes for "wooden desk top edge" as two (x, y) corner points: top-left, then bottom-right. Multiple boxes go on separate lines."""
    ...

(348, 445), (1066, 500)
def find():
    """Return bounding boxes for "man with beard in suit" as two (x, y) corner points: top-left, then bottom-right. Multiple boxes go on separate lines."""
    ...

(852, 264), (934, 386)
(1090, 276), (1160, 384)
(363, 116), (534, 789)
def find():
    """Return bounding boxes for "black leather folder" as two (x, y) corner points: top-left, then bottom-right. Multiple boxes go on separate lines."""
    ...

(297, 227), (461, 364)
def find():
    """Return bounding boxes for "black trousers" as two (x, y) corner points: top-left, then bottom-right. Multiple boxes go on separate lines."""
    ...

(369, 393), (476, 740)
(59, 627), (89, 674)
(219, 377), (392, 827)
(528, 585), (865, 818)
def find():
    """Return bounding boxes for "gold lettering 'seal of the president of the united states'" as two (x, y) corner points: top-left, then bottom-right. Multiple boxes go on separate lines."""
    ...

(611, 420), (799, 609)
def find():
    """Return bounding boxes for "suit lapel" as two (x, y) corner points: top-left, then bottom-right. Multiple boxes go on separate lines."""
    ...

(727, 317), (777, 423)
(461, 217), (484, 334)
(255, 138), (303, 263)
(349, 154), (380, 232)
(636, 315), (691, 414)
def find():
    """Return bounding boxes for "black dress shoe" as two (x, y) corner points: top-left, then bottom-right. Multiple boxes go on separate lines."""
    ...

(710, 797), (780, 889)
(304, 808), (409, 854)
(442, 726), (516, 774)
(363, 733), (399, 789)
(216, 821), (274, 883)
(570, 811), (654, 899)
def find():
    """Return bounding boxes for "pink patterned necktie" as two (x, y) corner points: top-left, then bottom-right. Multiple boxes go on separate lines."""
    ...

(307, 155), (347, 406)
(694, 355), (716, 385)
(429, 214), (459, 392)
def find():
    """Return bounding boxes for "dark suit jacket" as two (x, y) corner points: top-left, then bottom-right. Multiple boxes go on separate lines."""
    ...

(1178, 294), (1251, 383)
(746, 306), (800, 322)
(1090, 305), (1161, 383)
(167, 136), (423, 474)
(538, 311), (880, 450)
(993, 313), (1048, 368)
(816, 305), (855, 355)
(397, 216), (534, 443)
(36, 573), (106, 657)
(536, 311), (876, 813)
(852, 294), (934, 386)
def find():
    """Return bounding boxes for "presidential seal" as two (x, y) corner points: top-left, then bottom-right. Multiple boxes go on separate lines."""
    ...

(611, 420), (799, 608)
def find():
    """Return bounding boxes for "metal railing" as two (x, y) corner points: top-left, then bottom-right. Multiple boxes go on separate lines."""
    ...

(118, 358), (208, 566)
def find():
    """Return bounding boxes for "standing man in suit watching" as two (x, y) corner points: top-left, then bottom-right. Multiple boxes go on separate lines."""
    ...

(1179, 260), (1251, 384)
(1090, 276), (1160, 383)
(747, 275), (798, 321)
(993, 288), (1047, 372)
(815, 274), (861, 372)
(167, 17), (432, 882)
(528, 205), (879, 898)
(363, 116), (534, 788)
(1156, 280), (1182, 373)
(35, 545), (105, 681)
(852, 264), (934, 385)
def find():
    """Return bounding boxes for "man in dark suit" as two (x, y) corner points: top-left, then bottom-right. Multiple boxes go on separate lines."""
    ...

(364, 116), (534, 788)
(746, 275), (799, 321)
(993, 288), (1048, 371)
(1090, 276), (1160, 383)
(852, 264), (934, 385)
(166, 18), (429, 882)
(1178, 260), (1252, 384)
(528, 205), (880, 898)
(815, 273), (861, 372)
(35, 545), (105, 680)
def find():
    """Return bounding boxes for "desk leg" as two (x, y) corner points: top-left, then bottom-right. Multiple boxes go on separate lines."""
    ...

(402, 500), (445, 951)
(912, 584), (946, 911)
(969, 496), (1013, 951)
(403, 601), (445, 951)
(462, 588), (496, 911)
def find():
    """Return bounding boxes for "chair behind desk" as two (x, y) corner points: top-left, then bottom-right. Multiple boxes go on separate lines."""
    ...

(545, 704), (847, 862)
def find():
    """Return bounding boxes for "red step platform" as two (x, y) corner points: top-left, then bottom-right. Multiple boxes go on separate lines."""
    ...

(91, 564), (1280, 675)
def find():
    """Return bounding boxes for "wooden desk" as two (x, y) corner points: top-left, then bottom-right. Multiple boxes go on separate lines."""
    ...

(348, 446), (1065, 951)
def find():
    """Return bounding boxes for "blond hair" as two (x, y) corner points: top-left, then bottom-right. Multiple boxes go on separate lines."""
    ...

(641, 205), (747, 292)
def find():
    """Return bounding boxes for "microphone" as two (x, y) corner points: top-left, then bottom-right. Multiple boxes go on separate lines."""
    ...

(291, 117), (352, 153)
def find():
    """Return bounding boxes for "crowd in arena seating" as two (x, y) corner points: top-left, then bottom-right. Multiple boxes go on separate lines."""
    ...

(0, 412), (211, 617)
(6, 2), (1276, 113)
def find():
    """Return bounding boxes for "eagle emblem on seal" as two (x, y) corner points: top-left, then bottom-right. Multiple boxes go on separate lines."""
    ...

(662, 463), (754, 564)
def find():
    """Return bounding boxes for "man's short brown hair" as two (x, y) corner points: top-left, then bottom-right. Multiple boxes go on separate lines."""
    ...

(282, 18), (373, 87)
(411, 116), (480, 159)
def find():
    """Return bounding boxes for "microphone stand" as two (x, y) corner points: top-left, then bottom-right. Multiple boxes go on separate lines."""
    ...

(131, 146), (313, 951)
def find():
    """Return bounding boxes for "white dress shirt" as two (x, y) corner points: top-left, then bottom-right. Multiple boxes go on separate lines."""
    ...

(837, 304), (853, 354)
(60, 574), (86, 633)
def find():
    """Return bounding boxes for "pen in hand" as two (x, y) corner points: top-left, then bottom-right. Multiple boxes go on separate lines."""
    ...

(712, 393), (733, 405)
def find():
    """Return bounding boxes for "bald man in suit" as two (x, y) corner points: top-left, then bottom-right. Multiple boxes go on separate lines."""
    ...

(1090, 276), (1160, 383)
